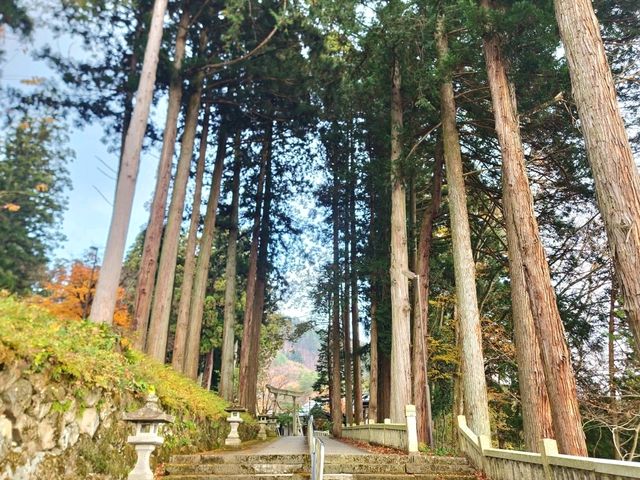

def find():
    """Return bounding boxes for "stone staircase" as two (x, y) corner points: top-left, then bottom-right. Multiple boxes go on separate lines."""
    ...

(162, 452), (477, 479)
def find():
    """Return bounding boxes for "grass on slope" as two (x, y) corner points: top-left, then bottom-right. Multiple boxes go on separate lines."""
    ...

(0, 295), (227, 420)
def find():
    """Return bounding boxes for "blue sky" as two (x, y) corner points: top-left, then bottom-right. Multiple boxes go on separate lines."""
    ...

(2, 24), (159, 263)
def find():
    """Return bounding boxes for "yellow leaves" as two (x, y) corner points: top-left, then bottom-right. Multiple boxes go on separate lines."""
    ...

(35, 183), (49, 192)
(428, 336), (459, 382)
(435, 225), (450, 238)
(18, 121), (30, 130)
(324, 31), (350, 55)
(2, 203), (21, 212)
(113, 302), (131, 328)
(30, 261), (132, 328)
(119, 336), (131, 351)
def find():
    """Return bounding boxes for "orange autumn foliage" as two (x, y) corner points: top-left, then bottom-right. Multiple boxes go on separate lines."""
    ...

(31, 261), (131, 327)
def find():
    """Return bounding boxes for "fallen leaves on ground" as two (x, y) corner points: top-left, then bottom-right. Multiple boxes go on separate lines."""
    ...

(337, 437), (407, 455)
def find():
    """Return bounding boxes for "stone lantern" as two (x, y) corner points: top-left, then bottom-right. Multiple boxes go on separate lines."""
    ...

(257, 414), (270, 440)
(224, 405), (247, 447)
(123, 394), (174, 480)
(267, 415), (279, 436)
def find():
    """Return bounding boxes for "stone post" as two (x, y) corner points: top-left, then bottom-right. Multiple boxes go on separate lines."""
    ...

(478, 434), (492, 474)
(292, 397), (299, 436)
(405, 404), (419, 453)
(540, 438), (558, 480)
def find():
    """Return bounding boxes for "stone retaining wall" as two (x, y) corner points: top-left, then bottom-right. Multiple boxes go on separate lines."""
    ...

(0, 359), (253, 479)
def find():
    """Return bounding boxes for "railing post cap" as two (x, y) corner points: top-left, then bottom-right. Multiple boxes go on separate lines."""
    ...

(540, 438), (558, 456)
(405, 405), (416, 416)
(478, 434), (491, 451)
(457, 415), (467, 428)
(384, 418), (391, 424)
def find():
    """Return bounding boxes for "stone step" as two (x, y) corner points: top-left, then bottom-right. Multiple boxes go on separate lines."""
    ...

(170, 454), (308, 465)
(405, 463), (475, 475)
(324, 455), (468, 464)
(166, 462), (473, 476)
(166, 463), (305, 476)
(163, 453), (476, 480)
(162, 475), (475, 480)
(323, 475), (476, 480)
(169, 453), (469, 466)
(323, 463), (475, 475)
(162, 475), (308, 480)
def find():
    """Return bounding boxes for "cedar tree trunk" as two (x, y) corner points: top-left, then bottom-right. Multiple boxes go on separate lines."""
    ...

(245, 139), (273, 414)
(145, 68), (205, 361)
(481, 10), (586, 454)
(238, 126), (270, 411)
(183, 128), (229, 379)
(389, 56), (413, 424)
(90, 0), (170, 324)
(343, 240), (353, 425)
(218, 134), (242, 401)
(413, 141), (443, 446)
(351, 168), (363, 425)
(171, 104), (211, 371)
(554, 0), (640, 351)
(133, 7), (190, 348)
(330, 159), (343, 436)
(436, 14), (491, 437)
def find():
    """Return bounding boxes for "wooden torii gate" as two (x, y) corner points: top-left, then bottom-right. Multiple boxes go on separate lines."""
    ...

(266, 384), (305, 436)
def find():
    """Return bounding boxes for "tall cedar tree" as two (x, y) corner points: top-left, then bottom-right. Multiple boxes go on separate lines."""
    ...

(182, 127), (229, 379)
(134, 5), (192, 348)
(146, 42), (207, 361)
(435, 13), (491, 437)
(389, 55), (413, 423)
(219, 137), (242, 401)
(479, 1), (557, 453)
(90, 0), (169, 324)
(171, 104), (211, 370)
(238, 128), (269, 412)
(554, 0), (640, 351)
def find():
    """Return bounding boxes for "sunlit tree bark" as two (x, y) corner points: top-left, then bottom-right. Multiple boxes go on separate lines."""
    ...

(481, 11), (556, 452)
(481, 5), (584, 453)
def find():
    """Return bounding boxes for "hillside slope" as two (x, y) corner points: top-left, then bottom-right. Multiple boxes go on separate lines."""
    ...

(0, 295), (255, 479)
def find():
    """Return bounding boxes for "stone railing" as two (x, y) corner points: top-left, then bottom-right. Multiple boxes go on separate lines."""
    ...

(308, 415), (325, 480)
(342, 405), (418, 453)
(457, 415), (640, 480)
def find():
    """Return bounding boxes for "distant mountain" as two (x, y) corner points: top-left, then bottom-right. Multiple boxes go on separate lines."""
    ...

(260, 328), (320, 396)
(284, 328), (319, 370)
